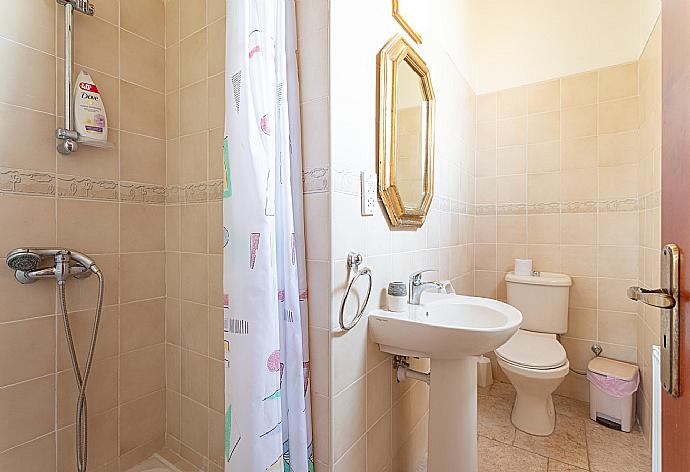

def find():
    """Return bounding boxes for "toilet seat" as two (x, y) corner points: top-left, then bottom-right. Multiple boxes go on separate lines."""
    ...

(495, 329), (567, 370)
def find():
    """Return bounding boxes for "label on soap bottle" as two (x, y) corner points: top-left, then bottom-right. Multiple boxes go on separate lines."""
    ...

(74, 70), (108, 142)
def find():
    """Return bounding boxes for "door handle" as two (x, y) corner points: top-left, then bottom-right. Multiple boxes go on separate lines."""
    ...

(626, 244), (680, 397)
(627, 286), (675, 309)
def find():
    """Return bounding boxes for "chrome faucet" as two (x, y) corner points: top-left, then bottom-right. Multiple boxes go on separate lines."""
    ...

(408, 270), (444, 305)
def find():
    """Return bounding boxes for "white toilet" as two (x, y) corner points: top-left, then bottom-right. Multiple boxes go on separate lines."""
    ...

(494, 271), (572, 436)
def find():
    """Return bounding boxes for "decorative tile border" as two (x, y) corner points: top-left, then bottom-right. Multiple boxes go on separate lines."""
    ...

(58, 175), (119, 201)
(207, 180), (223, 201)
(332, 168), (359, 196)
(0, 168), (55, 196)
(303, 167), (329, 193)
(120, 182), (166, 204)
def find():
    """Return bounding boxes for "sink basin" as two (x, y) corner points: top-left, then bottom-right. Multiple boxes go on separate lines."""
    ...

(369, 292), (522, 359)
(368, 291), (522, 472)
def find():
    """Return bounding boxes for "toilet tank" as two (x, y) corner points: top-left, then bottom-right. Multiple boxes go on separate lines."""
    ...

(505, 272), (572, 334)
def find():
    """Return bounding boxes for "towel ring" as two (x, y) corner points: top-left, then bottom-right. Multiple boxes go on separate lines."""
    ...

(339, 252), (373, 331)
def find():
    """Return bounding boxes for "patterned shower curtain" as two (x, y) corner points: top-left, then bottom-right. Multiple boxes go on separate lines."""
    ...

(223, 1), (313, 470)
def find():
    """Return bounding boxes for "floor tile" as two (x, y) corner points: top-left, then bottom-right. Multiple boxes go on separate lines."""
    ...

(479, 435), (548, 472)
(547, 459), (589, 471)
(586, 421), (651, 472)
(553, 395), (590, 420)
(490, 381), (517, 401)
(478, 394), (516, 445)
(514, 414), (589, 469)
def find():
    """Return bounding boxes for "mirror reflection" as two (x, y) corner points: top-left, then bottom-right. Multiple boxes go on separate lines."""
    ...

(395, 59), (428, 208)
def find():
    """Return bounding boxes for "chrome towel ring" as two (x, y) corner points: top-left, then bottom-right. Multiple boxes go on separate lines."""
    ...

(339, 252), (373, 331)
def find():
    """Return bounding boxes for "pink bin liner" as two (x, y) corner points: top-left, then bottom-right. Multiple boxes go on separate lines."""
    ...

(587, 369), (640, 397)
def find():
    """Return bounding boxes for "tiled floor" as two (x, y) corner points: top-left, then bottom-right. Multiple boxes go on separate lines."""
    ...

(124, 451), (200, 472)
(476, 382), (652, 472)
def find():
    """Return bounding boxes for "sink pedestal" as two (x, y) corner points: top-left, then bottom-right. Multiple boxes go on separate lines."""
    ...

(427, 357), (478, 472)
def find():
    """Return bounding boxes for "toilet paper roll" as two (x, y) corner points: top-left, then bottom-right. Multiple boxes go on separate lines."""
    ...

(514, 259), (533, 276)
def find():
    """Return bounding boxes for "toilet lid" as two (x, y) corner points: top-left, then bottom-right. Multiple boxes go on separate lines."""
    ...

(495, 330), (567, 370)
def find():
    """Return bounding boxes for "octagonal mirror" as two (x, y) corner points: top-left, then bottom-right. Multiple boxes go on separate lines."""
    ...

(377, 34), (435, 228)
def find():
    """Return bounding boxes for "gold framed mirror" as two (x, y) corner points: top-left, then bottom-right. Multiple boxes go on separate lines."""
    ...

(377, 34), (435, 229)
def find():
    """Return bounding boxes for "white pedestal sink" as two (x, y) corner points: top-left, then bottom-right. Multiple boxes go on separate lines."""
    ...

(369, 293), (522, 472)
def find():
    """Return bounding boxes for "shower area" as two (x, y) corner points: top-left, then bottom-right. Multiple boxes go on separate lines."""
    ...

(0, 0), (320, 471)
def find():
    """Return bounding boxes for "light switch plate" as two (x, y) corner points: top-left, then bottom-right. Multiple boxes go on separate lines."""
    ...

(361, 171), (376, 216)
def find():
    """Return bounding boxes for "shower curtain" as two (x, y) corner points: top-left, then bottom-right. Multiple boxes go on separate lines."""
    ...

(223, 1), (313, 471)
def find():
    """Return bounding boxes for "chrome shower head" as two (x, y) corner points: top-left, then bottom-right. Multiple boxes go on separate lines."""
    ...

(6, 249), (42, 272)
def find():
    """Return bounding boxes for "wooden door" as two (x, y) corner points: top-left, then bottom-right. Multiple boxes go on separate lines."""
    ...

(662, 1), (690, 470)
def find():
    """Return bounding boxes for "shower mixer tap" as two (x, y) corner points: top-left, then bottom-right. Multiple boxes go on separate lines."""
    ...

(6, 247), (103, 472)
(6, 248), (99, 284)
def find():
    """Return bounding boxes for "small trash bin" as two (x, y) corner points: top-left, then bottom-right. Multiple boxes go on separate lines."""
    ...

(587, 356), (640, 432)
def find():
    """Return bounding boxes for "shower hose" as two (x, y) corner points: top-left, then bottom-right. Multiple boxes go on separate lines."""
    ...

(58, 269), (104, 472)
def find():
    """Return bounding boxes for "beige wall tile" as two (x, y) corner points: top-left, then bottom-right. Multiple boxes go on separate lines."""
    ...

(180, 301), (209, 355)
(57, 15), (119, 77)
(119, 390), (166, 453)
(599, 130), (639, 167)
(181, 349), (210, 405)
(0, 0), (55, 54)
(528, 214), (560, 244)
(180, 28), (208, 88)
(497, 116), (527, 147)
(120, 298), (165, 353)
(165, 0), (180, 47)
(180, 80), (209, 135)
(120, 343), (165, 403)
(567, 307), (597, 340)
(57, 199), (119, 254)
(528, 111), (560, 144)
(497, 145), (526, 176)
(121, 81), (166, 139)
(180, 253), (209, 305)
(120, 252), (166, 302)
(0, 38), (55, 113)
(0, 194), (56, 255)
(527, 141), (560, 173)
(121, 30), (165, 92)
(166, 43), (180, 93)
(561, 71), (598, 108)
(598, 165), (637, 199)
(120, 203), (165, 252)
(599, 97), (639, 134)
(561, 245), (597, 277)
(498, 86), (527, 119)
(561, 168), (597, 202)
(560, 214), (597, 245)
(497, 215), (527, 244)
(527, 173), (560, 204)
(208, 19), (226, 76)
(181, 0), (207, 39)
(477, 93), (497, 123)
(598, 246), (638, 279)
(476, 149), (497, 177)
(207, 0), (226, 23)
(0, 103), (56, 171)
(562, 136), (597, 170)
(0, 375), (55, 451)
(366, 359), (392, 428)
(0, 433), (55, 471)
(599, 62), (638, 102)
(528, 80), (560, 113)
(208, 73), (225, 129)
(0, 316), (55, 388)
(120, 133), (166, 185)
(333, 377), (366, 461)
(121, 0), (165, 46)
(367, 412), (392, 472)
(476, 120), (497, 150)
(599, 310), (637, 346)
(562, 105), (597, 139)
(496, 175), (526, 203)
(599, 212), (638, 246)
